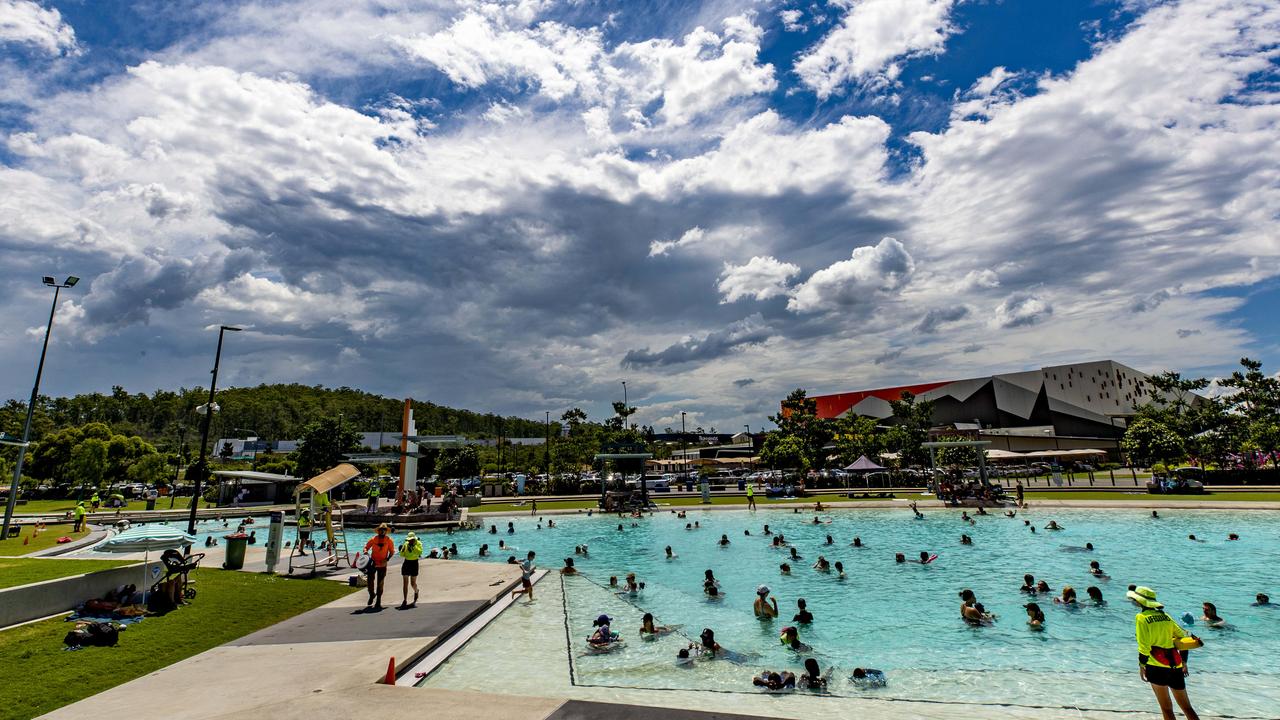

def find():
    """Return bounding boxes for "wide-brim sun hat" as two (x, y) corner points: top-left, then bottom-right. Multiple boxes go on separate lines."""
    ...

(1126, 586), (1163, 609)
(376, 522), (390, 531)
(405, 532), (417, 541)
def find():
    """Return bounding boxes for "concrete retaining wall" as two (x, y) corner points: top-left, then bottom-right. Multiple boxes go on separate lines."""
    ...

(0, 560), (163, 628)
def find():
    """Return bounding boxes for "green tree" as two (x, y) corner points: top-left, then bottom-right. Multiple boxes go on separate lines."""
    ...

(294, 417), (362, 477)
(69, 438), (108, 491)
(1121, 417), (1185, 469)
(126, 452), (171, 486)
(436, 445), (480, 479)
(1220, 358), (1280, 467)
(885, 392), (934, 467)
(768, 389), (833, 469)
(833, 415), (884, 465)
(760, 433), (806, 472)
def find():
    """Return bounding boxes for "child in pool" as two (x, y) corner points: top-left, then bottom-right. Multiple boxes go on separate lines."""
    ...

(851, 667), (887, 687)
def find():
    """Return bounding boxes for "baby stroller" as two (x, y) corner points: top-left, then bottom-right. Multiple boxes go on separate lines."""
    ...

(158, 548), (204, 600)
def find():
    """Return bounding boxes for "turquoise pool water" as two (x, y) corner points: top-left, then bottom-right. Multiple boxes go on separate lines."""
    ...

(419, 507), (1279, 717)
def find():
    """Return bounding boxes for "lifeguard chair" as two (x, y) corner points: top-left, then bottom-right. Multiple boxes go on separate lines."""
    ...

(289, 463), (361, 576)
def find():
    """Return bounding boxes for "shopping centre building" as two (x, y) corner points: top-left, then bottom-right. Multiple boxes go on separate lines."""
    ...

(808, 359), (1173, 453)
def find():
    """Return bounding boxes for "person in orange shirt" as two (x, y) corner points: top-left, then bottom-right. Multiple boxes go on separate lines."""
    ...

(363, 523), (395, 610)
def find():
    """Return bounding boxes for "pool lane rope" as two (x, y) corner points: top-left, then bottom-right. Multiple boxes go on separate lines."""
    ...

(556, 575), (1273, 720)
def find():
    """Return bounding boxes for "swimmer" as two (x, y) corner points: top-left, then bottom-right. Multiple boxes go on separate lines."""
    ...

(1255, 593), (1271, 606)
(698, 628), (723, 655)
(1045, 520), (1063, 531)
(665, 545), (676, 559)
(704, 583), (722, 599)
(1030, 526), (1037, 534)
(825, 534), (834, 545)
(704, 569), (719, 587)
(960, 534), (973, 545)
(959, 588), (977, 619)
(588, 614), (618, 647)
(779, 625), (810, 652)
(618, 524), (624, 531)
(1055, 586), (1078, 605)
(851, 667), (887, 687)
(1005, 510), (1017, 518)
(561, 558), (577, 575)
(719, 534), (731, 546)
(1025, 602), (1045, 629)
(695, 521), (701, 528)
(917, 551), (935, 564)
(640, 612), (676, 637)
(1188, 534), (1204, 542)
(1151, 510), (1160, 519)
(624, 573), (640, 593)
(498, 540), (507, 550)
(1061, 542), (1095, 552)
(763, 524), (772, 535)
(479, 544), (489, 556)
(799, 658), (827, 690)
(753, 670), (796, 690)
(548, 520), (555, 528)
(1227, 533), (1239, 541)
(895, 553), (906, 563)
(834, 561), (846, 578)
(744, 530), (751, 536)
(968, 603), (996, 626)
(676, 648), (694, 665)
(755, 585), (779, 619)
(1087, 586), (1105, 605)
(851, 536), (864, 548)
(962, 511), (971, 522)
(1202, 602), (1226, 628)
(686, 523), (693, 530)
(1036, 580), (1052, 593)
(507, 522), (515, 534)
(609, 576), (618, 588)
(1089, 560), (1110, 580)
(790, 547), (802, 561)
(780, 562), (792, 575)
(813, 555), (830, 572)
(794, 598), (813, 624)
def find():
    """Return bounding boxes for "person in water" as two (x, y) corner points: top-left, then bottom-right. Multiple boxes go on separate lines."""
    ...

(699, 628), (723, 655)
(1045, 520), (1063, 530)
(799, 658), (826, 690)
(779, 562), (792, 575)
(813, 555), (830, 572)
(790, 547), (802, 561)
(1255, 593), (1272, 606)
(960, 534), (973, 545)
(1025, 602), (1045, 629)
(755, 585), (779, 619)
(719, 534), (731, 546)
(1021, 574), (1037, 593)
(561, 557), (577, 575)
(1128, 586), (1201, 720)
(507, 522), (515, 534)
(1056, 586), (1078, 605)
(1151, 510), (1160, 519)
(1036, 580), (1052, 593)
(894, 553), (906, 563)
(624, 573), (641, 593)
(640, 612), (674, 636)
(917, 551), (934, 564)
(763, 524), (772, 535)
(959, 589), (977, 619)
(588, 614), (616, 646)
(753, 670), (796, 690)
(704, 569), (718, 587)
(1090, 560), (1110, 579)
(825, 534), (834, 545)
(704, 583), (722, 599)
(665, 545), (675, 558)
(779, 625), (809, 651)
(794, 598), (813, 623)
(1227, 533), (1239, 541)
(851, 536), (864, 548)
(1088, 586), (1105, 604)
(1188, 534), (1204, 543)
(851, 667), (887, 687)
(834, 561), (846, 578)
(1202, 602), (1226, 628)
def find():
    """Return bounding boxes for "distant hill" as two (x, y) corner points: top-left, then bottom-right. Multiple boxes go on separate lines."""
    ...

(0, 384), (548, 450)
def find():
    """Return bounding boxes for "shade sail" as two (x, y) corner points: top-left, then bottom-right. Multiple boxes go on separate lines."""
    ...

(298, 463), (361, 495)
(95, 524), (195, 553)
(984, 449), (1025, 459)
(844, 455), (886, 471)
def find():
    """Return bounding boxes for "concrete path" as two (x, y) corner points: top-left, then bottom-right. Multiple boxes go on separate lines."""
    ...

(40, 559), (522, 720)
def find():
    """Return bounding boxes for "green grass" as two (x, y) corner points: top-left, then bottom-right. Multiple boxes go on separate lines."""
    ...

(0, 525), (89, 557)
(0, 568), (355, 720)
(14, 498), (195, 515)
(1023, 491), (1280, 502)
(0, 558), (134, 589)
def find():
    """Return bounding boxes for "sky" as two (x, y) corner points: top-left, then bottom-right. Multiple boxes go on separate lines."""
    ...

(0, 0), (1277, 433)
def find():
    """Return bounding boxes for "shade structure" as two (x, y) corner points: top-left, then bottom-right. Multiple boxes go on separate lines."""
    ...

(984, 449), (1025, 460)
(298, 463), (361, 495)
(95, 524), (196, 605)
(844, 455), (886, 472)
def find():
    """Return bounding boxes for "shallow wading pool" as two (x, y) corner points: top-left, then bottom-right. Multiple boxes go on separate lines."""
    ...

(415, 507), (1279, 718)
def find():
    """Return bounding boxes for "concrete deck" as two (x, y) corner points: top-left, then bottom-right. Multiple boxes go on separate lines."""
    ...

(40, 559), (522, 720)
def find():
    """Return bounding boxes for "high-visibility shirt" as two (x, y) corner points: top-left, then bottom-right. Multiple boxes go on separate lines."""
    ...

(365, 535), (395, 567)
(746, 486), (754, 497)
(368, 484), (380, 498)
(1135, 609), (1188, 669)
(298, 512), (311, 530)
(399, 541), (423, 561)
(316, 493), (331, 510)
(74, 505), (86, 518)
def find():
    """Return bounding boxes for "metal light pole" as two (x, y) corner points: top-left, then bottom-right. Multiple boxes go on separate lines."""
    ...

(187, 325), (240, 534)
(681, 411), (688, 489)
(170, 424), (188, 509)
(621, 380), (628, 429)
(545, 411), (551, 477)
(2, 276), (79, 543)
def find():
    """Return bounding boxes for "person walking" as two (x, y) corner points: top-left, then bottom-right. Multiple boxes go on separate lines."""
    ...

(296, 508), (312, 556)
(746, 483), (756, 510)
(366, 480), (381, 512)
(1015, 482), (1024, 506)
(72, 502), (87, 533)
(511, 550), (537, 600)
(398, 531), (423, 608)
(1128, 586), (1201, 720)
(363, 523), (395, 610)
(90, 492), (101, 512)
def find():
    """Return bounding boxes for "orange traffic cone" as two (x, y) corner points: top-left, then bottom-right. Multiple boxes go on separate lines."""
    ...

(383, 656), (396, 684)
(23, 536), (29, 545)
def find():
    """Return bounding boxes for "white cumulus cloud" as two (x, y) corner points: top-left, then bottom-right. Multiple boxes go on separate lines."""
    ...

(718, 256), (800, 303)
(788, 237), (915, 312)
(0, 0), (78, 55)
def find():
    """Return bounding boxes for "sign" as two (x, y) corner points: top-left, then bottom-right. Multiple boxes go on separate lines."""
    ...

(601, 442), (647, 455)
(264, 511), (284, 574)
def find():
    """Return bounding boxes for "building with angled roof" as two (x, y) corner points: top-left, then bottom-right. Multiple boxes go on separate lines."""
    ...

(807, 360), (1173, 453)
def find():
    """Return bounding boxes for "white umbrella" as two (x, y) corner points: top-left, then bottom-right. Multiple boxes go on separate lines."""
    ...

(94, 524), (196, 606)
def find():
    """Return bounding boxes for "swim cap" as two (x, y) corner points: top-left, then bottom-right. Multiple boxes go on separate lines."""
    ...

(757, 585), (770, 595)
(596, 614), (611, 624)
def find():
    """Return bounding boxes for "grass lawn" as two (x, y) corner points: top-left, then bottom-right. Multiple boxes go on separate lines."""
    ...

(0, 525), (89, 557)
(1024, 491), (1280, 502)
(0, 568), (355, 720)
(0, 558), (134, 589)
(14, 498), (195, 515)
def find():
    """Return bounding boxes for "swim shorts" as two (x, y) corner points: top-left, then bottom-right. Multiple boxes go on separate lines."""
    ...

(1145, 665), (1186, 690)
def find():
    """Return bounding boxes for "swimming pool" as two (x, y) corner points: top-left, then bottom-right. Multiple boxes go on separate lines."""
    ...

(419, 507), (1280, 718)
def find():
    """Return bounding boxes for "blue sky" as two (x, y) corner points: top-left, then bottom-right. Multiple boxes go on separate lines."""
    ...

(0, 0), (1277, 430)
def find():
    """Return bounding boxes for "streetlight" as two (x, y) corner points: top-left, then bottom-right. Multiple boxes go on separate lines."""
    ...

(187, 325), (241, 535)
(545, 411), (551, 478)
(2, 275), (78, 544)
(620, 380), (628, 429)
(681, 411), (688, 489)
